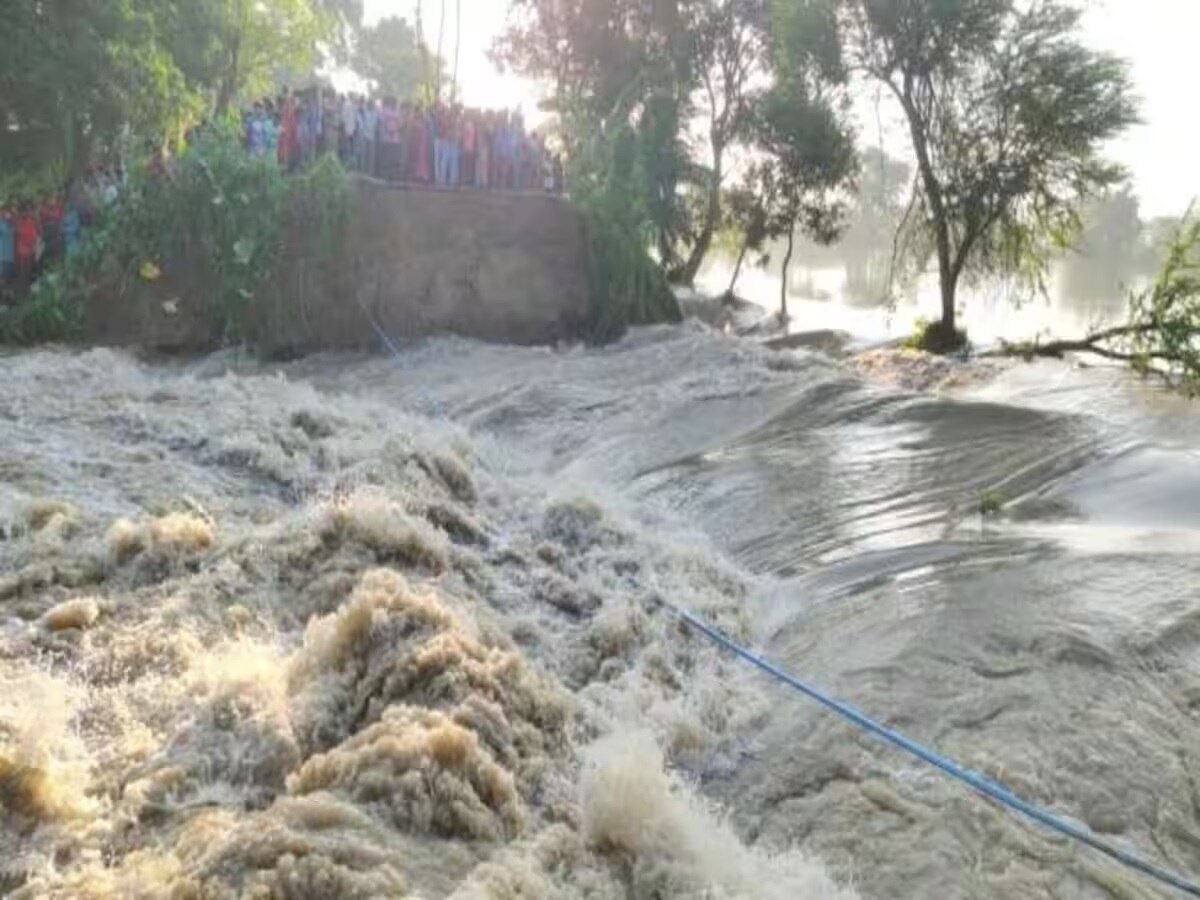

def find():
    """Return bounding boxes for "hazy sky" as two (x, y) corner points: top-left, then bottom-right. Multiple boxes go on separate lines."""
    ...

(366, 0), (1200, 218)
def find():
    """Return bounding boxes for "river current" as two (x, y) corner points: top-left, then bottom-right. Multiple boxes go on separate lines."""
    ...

(2, 320), (1198, 898)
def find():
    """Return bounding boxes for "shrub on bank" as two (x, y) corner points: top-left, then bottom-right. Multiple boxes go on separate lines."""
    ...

(579, 195), (682, 345)
(568, 115), (682, 345)
(0, 121), (352, 347)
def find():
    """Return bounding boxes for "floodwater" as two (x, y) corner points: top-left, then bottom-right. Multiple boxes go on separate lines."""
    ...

(1, 316), (1198, 898)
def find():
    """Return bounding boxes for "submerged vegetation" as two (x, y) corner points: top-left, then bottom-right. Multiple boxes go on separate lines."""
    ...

(998, 214), (1200, 395)
(978, 491), (1005, 517)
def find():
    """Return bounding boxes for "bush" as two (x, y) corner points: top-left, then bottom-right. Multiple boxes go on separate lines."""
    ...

(580, 195), (681, 344)
(904, 317), (969, 354)
(0, 269), (85, 344)
(978, 491), (1004, 516)
(566, 114), (682, 344)
(1, 120), (352, 347)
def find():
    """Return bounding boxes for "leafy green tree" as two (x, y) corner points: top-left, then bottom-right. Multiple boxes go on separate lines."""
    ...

(316, 0), (365, 63)
(753, 79), (857, 319)
(793, 0), (1139, 348)
(1, 2), (190, 178)
(721, 177), (774, 298)
(495, 0), (692, 124)
(497, 0), (857, 290)
(353, 16), (431, 99)
(0, 0), (343, 185)
(671, 0), (768, 284)
(495, 0), (756, 281)
(208, 0), (332, 113)
(554, 79), (683, 341)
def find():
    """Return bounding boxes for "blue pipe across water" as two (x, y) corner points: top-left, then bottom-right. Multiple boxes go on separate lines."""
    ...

(674, 605), (1200, 898)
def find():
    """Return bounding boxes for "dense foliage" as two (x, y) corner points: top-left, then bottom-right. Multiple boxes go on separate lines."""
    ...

(1124, 216), (1200, 393)
(0, 123), (352, 346)
(0, 0), (353, 185)
(495, 0), (857, 287)
(353, 16), (438, 100)
(565, 96), (683, 344)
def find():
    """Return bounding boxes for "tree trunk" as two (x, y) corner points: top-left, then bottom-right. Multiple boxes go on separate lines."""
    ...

(726, 242), (748, 298)
(436, 0), (446, 101)
(417, 0), (429, 98)
(896, 85), (957, 338)
(780, 227), (794, 322)
(675, 140), (724, 285)
(939, 265), (957, 335)
(215, 0), (247, 116)
(452, 0), (461, 102)
(215, 46), (240, 115)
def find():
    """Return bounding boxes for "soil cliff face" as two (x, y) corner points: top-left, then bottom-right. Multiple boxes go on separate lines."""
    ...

(86, 180), (592, 355)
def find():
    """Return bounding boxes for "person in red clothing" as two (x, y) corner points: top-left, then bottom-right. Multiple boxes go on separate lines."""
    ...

(462, 110), (478, 187)
(413, 105), (432, 184)
(14, 202), (40, 291)
(279, 94), (299, 171)
(40, 196), (64, 262)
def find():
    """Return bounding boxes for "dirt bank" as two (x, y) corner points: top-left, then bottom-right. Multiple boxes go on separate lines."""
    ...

(85, 181), (592, 356)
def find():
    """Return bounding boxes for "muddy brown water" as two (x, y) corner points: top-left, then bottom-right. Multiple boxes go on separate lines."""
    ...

(2, 326), (1199, 898)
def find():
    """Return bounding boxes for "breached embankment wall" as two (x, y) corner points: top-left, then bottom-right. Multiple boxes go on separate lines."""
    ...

(86, 179), (592, 354)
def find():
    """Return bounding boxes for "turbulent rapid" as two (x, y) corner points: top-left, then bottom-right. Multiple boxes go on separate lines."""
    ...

(2, 322), (1199, 899)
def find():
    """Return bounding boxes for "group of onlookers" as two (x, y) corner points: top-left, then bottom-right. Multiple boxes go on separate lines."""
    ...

(0, 168), (123, 295)
(242, 90), (565, 192)
(1, 89), (565, 301)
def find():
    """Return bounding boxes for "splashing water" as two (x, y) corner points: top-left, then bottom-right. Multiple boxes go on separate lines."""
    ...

(2, 325), (1199, 898)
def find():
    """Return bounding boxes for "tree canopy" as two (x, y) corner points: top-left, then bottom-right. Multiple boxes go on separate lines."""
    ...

(495, 0), (859, 287)
(353, 16), (434, 100)
(0, 0), (342, 187)
(789, 0), (1139, 347)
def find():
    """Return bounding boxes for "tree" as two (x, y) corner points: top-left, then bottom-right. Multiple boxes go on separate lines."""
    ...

(496, 0), (700, 270)
(752, 79), (857, 320)
(800, 0), (1138, 349)
(721, 178), (774, 298)
(315, 0), (365, 63)
(210, 0), (332, 114)
(495, 0), (687, 123)
(496, 0), (857, 289)
(353, 16), (428, 99)
(1, 1), (205, 180)
(0, 0), (342, 189)
(672, 0), (768, 285)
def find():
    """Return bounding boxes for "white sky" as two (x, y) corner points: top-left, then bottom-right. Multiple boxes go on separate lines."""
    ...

(365, 0), (1200, 218)
(1082, 0), (1200, 217)
(362, 0), (544, 117)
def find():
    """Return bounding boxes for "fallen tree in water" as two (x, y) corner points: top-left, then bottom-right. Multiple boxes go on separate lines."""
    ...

(992, 214), (1200, 395)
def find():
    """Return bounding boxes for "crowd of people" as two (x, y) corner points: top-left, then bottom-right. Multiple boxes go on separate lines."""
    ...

(1, 88), (565, 300)
(242, 89), (565, 192)
(0, 168), (125, 296)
